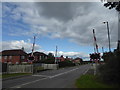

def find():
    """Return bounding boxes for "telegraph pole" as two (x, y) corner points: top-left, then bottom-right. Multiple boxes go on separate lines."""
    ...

(102, 47), (104, 53)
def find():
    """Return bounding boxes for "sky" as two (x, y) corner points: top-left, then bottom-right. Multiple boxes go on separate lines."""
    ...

(1, 1), (119, 60)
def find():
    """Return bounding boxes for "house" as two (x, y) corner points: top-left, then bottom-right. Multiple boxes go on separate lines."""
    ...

(55, 55), (73, 62)
(27, 52), (48, 62)
(73, 57), (83, 65)
(65, 56), (72, 61)
(56, 55), (65, 62)
(0, 49), (27, 64)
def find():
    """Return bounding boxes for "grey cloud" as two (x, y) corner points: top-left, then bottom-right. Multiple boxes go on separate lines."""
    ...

(35, 2), (95, 22)
(3, 2), (118, 49)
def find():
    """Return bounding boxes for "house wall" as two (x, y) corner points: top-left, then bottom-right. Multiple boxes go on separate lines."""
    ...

(34, 55), (47, 61)
(12, 56), (20, 64)
(2, 56), (20, 64)
(20, 55), (27, 62)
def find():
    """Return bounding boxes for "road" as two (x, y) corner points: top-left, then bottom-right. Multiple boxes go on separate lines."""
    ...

(2, 64), (91, 89)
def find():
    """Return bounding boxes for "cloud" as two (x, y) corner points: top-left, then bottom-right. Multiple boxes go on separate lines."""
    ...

(2, 2), (118, 49)
(0, 40), (41, 52)
(36, 2), (76, 22)
(0, 40), (89, 60)
(45, 50), (89, 59)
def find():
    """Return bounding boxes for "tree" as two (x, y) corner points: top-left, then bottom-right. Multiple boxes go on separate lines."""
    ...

(101, 1), (120, 51)
(101, 1), (120, 11)
(48, 53), (54, 57)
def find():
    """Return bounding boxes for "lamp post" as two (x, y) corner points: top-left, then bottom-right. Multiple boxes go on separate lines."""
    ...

(117, 11), (120, 51)
(103, 21), (111, 52)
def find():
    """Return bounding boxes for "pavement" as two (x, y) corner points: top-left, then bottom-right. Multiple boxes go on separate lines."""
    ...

(2, 64), (91, 89)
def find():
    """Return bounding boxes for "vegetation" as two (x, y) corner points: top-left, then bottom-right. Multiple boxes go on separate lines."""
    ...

(0, 74), (2, 78)
(76, 51), (120, 88)
(103, 1), (120, 12)
(98, 50), (120, 86)
(75, 74), (114, 88)
(2, 73), (32, 78)
(58, 60), (75, 68)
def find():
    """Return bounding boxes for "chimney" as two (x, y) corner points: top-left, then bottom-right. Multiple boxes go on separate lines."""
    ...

(21, 47), (24, 51)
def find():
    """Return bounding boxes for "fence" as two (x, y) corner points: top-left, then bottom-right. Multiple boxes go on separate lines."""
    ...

(6, 63), (58, 74)
(42, 64), (58, 70)
(8, 64), (33, 73)
(2, 63), (7, 73)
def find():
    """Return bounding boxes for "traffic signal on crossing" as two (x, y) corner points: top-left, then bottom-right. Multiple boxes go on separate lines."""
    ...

(89, 53), (100, 60)
(28, 56), (34, 61)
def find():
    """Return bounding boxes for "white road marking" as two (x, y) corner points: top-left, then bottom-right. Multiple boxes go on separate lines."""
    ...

(83, 68), (90, 75)
(50, 68), (79, 78)
(32, 75), (51, 78)
(11, 77), (48, 88)
(10, 67), (81, 88)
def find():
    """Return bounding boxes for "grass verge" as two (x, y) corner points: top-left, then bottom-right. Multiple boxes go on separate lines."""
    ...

(2, 73), (32, 78)
(75, 74), (115, 88)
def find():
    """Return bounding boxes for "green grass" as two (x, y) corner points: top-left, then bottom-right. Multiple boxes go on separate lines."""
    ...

(0, 74), (2, 78)
(75, 74), (114, 88)
(2, 73), (32, 78)
(34, 66), (44, 71)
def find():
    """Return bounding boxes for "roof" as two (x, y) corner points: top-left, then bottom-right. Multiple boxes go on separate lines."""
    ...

(74, 57), (82, 60)
(28, 52), (47, 56)
(1, 49), (27, 56)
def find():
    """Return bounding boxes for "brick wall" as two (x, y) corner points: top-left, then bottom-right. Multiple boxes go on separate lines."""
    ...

(2, 56), (20, 64)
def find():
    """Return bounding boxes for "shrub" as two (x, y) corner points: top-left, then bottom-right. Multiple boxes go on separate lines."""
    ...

(98, 51), (120, 85)
(58, 60), (75, 68)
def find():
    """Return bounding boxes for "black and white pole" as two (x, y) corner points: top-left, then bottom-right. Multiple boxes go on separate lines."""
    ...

(93, 29), (99, 53)
(31, 36), (36, 56)
(55, 45), (58, 64)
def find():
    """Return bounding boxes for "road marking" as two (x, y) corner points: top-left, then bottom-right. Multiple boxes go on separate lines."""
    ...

(83, 68), (90, 75)
(32, 75), (51, 78)
(50, 68), (79, 78)
(10, 67), (80, 88)
(10, 77), (48, 88)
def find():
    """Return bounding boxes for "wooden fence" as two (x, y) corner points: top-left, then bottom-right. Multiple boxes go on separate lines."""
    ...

(8, 64), (33, 73)
(42, 64), (58, 70)
(7, 63), (58, 73)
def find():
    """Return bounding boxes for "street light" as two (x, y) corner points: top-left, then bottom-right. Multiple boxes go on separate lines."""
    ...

(103, 21), (111, 52)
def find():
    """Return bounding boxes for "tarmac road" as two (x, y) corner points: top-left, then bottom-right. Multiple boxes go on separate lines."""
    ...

(2, 64), (91, 89)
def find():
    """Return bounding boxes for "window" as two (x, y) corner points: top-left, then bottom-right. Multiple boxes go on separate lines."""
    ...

(9, 56), (12, 59)
(4, 56), (7, 59)
(21, 56), (25, 59)
(40, 56), (41, 60)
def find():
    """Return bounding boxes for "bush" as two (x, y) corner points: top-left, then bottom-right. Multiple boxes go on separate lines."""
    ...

(98, 51), (120, 85)
(58, 60), (75, 68)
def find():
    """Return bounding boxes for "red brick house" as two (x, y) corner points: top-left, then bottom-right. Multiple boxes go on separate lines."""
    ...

(55, 55), (65, 62)
(0, 49), (27, 64)
(27, 52), (48, 62)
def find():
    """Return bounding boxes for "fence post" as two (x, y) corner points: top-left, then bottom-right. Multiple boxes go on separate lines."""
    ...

(7, 63), (9, 74)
